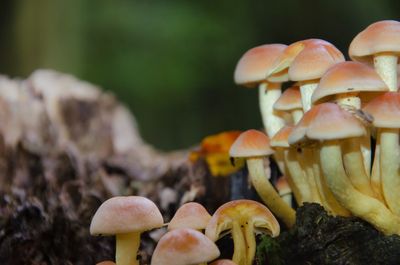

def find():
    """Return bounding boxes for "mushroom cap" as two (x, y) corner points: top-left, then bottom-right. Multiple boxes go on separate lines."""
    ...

(349, 20), (400, 63)
(168, 202), (212, 231)
(234, 44), (287, 87)
(151, 228), (220, 265)
(205, 199), (280, 242)
(90, 196), (164, 235)
(276, 176), (291, 196)
(270, 126), (294, 148)
(312, 61), (388, 104)
(362, 92), (400, 128)
(229, 129), (274, 158)
(210, 259), (238, 265)
(273, 86), (302, 111)
(269, 39), (344, 82)
(289, 103), (366, 144)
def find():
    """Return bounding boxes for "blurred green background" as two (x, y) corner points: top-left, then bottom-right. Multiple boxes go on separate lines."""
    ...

(0, 0), (399, 150)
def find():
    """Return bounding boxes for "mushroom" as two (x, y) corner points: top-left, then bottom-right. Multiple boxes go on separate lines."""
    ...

(168, 202), (211, 231)
(273, 85), (303, 124)
(275, 176), (293, 207)
(311, 61), (389, 200)
(269, 39), (345, 112)
(349, 20), (400, 91)
(205, 199), (280, 265)
(151, 228), (220, 265)
(90, 196), (164, 265)
(97, 262), (116, 265)
(229, 129), (296, 227)
(363, 92), (400, 215)
(303, 103), (400, 234)
(234, 44), (287, 137)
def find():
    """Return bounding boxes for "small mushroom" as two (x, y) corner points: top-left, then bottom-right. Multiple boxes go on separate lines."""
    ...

(275, 176), (293, 207)
(90, 196), (164, 265)
(205, 199), (280, 265)
(234, 44), (287, 137)
(349, 20), (400, 91)
(273, 85), (303, 124)
(151, 228), (220, 265)
(168, 202), (211, 231)
(229, 129), (295, 227)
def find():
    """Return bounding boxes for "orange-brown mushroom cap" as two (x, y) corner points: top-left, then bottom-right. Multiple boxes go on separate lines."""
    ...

(362, 92), (400, 128)
(234, 44), (287, 87)
(270, 126), (294, 148)
(90, 196), (164, 235)
(229, 129), (274, 158)
(205, 199), (280, 242)
(151, 228), (220, 265)
(269, 39), (344, 82)
(349, 20), (400, 63)
(312, 61), (388, 104)
(273, 86), (302, 111)
(289, 103), (366, 145)
(168, 202), (211, 231)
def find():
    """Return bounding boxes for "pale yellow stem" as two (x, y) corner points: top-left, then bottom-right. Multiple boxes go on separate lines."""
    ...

(298, 149), (322, 204)
(342, 139), (376, 198)
(258, 82), (285, 138)
(313, 148), (350, 216)
(320, 141), (400, 235)
(243, 222), (256, 265)
(116, 232), (140, 265)
(380, 128), (400, 216)
(292, 109), (303, 124)
(284, 149), (312, 203)
(231, 221), (247, 265)
(299, 81), (318, 112)
(374, 53), (398, 92)
(246, 158), (296, 227)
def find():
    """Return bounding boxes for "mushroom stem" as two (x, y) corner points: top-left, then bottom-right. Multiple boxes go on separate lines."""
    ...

(297, 149), (322, 204)
(231, 221), (247, 265)
(292, 109), (303, 124)
(258, 82), (285, 137)
(342, 139), (376, 197)
(313, 148), (350, 216)
(299, 81), (318, 112)
(246, 158), (296, 227)
(243, 222), (256, 265)
(380, 128), (400, 215)
(284, 149), (312, 203)
(116, 232), (140, 265)
(374, 53), (398, 91)
(320, 140), (400, 235)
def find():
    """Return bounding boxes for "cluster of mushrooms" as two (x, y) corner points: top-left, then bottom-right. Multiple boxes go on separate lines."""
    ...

(90, 20), (400, 265)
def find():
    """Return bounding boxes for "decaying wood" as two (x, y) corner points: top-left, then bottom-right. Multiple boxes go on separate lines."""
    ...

(0, 70), (222, 264)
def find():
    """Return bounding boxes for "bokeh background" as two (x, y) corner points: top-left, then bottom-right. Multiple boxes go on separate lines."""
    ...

(0, 0), (399, 150)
